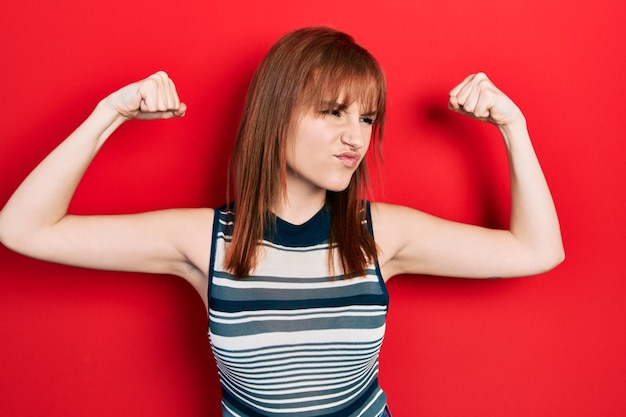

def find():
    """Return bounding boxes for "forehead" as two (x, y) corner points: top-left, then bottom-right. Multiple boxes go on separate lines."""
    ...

(305, 76), (381, 112)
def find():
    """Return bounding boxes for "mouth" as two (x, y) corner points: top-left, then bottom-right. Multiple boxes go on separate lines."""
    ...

(335, 151), (361, 169)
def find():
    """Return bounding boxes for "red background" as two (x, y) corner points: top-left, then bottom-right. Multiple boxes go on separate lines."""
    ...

(1, 1), (624, 416)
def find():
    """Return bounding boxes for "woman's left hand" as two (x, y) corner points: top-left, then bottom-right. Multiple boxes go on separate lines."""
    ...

(448, 72), (524, 127)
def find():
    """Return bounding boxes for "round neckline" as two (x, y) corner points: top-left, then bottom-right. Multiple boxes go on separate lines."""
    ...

(275, 205), (328, 228)
(268, 205), (331, 246)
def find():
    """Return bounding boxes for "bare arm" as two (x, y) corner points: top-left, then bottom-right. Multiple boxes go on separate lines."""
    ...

(375, 73), (564, 280)
(0, 72), (212, 289)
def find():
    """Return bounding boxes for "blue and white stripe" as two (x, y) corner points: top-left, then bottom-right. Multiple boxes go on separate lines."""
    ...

(208, 206), (389, 417)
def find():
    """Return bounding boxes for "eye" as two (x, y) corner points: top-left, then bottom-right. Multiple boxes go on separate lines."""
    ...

(360, 117), (375, 126)
(321, 108), (342, 117)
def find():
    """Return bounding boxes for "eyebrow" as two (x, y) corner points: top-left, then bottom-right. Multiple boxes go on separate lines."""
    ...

(321, 101), (347, 110)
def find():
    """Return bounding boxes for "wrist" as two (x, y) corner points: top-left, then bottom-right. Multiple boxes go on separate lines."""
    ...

(96, 96), (130, 124)
(498, 112), (527, 135)
(82, 98), (128, 149)
(496, 113), (531, 152)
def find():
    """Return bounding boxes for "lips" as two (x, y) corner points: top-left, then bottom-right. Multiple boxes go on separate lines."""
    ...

(335, 151), (361, 169)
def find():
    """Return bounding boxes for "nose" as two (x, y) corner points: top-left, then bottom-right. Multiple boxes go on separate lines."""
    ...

(340, 115), (368, 150)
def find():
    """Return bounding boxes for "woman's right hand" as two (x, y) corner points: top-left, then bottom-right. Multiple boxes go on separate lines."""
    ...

(105, 71), (187, 121)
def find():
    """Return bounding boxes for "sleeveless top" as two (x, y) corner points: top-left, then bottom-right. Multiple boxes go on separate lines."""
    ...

(208, 203), (389, 417)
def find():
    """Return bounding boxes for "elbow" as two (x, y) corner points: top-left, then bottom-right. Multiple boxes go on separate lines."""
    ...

(0, 212), (8, 249)
(0, 227), (44, 260)
(548, 249), (565, 272)
(0, 208), (64, 258)
(551, 237), (566, 270)
(0, 223), (22, 253)
(0, 208), (15, 249)
(0, 214), (34, 255)
(556, 245), (566, 266)
(534, 244), (565, 276)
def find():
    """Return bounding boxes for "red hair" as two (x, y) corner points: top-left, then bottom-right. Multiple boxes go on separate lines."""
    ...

(225, 27), (387, 278)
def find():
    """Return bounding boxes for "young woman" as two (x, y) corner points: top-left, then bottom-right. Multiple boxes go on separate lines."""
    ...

(0, 27), (563, 417)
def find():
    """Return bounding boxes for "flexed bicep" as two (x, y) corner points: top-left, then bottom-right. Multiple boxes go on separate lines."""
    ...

(373, 74), (563, 282)
(0, 71), (199, 283)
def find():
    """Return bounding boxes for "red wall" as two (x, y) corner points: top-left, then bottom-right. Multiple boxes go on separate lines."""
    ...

(1, 1), (624, 416)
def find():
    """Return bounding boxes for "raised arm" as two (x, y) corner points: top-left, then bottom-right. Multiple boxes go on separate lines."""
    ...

(0, 72), (212, 293)
(374, 73), (564, 281)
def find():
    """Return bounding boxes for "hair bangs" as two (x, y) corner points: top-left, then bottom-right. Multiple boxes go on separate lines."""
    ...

(315, 73), (382, 114)
(301, 58), (386, 124)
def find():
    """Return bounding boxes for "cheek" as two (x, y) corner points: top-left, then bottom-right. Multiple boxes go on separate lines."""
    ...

(285, 133), (318, 170)
(296, 128), (330, 158)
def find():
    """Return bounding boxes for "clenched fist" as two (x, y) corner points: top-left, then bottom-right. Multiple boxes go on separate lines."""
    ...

(448, 72), (524, 127)
(104, 71), (187, 121)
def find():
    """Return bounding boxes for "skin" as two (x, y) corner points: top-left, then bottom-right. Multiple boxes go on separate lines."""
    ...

(276, 101), (374, 224)
(0, 71), (564, 310)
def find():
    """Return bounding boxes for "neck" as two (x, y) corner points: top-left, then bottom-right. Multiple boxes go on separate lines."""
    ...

(272, 188), (326, 225)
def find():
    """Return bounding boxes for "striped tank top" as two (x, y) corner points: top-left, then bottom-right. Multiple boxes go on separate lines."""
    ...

(208, 203), (389, 417)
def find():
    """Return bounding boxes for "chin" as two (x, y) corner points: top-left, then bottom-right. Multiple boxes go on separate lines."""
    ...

(324, 179), (353, 193)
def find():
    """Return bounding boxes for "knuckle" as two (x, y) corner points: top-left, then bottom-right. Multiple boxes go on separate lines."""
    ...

(143, 77), (159, 90)
(477, 78), (493, 92)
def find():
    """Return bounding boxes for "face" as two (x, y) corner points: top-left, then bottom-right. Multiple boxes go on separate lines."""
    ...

(284, 100), (376, 198)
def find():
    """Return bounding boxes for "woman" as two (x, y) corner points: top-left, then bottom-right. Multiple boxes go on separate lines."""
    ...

(0, 27), (563, 417)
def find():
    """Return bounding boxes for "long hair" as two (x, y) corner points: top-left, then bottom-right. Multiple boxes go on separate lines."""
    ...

(225, 26), (387, 278)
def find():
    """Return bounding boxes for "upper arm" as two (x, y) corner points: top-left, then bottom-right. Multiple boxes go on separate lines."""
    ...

(371, 202), (552, 281)
(3, 208), (214, 282)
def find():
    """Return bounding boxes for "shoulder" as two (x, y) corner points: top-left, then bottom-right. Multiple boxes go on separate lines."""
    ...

(370, 201), (442, 229)
(369, 202), (411, 271)
(369, 201), (424, 231)
(369, 202), (441, 279)
(369, 202), (415, 239)
(167, 207), (215, 273)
